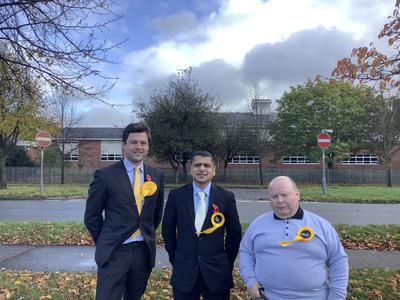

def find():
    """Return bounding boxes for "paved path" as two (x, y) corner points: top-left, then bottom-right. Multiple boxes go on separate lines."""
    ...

(1, 194), (400, 225)
(1, 190), (399, 273)
(1, 245), (399, 272)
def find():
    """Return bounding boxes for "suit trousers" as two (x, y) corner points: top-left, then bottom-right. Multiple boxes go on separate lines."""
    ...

(172, 269), (230, 300)
(96, 241), (151, 300)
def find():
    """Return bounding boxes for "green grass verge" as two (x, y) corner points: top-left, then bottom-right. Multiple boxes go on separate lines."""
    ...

(1, 184), (400, 202)
(0, 221), (399, 250)
(300, 185), (400, 202)
(0, 184), (89, 199)
(0, 268), (399, 300)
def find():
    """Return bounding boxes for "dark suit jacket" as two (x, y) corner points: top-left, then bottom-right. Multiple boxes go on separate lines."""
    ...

(162, 183), (242, 293)
(84, 160), (164, 268)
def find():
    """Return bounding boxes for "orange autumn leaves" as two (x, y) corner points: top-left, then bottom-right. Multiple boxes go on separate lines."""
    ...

(1, 268), (399, 300)
(318, 1), (400, 91)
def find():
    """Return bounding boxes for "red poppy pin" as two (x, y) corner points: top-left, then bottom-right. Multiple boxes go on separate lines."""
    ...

(146, 174), (151, 181)
(213, 204), (219, 213)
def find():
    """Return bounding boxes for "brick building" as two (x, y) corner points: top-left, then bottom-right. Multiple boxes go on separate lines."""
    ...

(26, 126), (400, 171)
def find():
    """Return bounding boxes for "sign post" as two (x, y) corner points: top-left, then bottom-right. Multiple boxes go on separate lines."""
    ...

(35, 131), (52, 192)
(318, 132), (331, 196)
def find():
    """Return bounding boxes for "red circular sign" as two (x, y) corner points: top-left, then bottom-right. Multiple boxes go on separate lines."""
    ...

(317, 133), (331, 149)
(35, 131), (52, 147)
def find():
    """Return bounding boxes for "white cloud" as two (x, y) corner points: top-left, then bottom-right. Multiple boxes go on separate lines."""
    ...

(97, 0), (396, 126)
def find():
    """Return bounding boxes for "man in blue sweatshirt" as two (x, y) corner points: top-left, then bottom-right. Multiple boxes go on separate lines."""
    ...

(239, 176), (348, 300)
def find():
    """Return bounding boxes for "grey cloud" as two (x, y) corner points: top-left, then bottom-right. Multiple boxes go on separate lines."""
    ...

(191, 59), (247, 106)
(241, 26), (368, 98)
(130, 59), (247, 109)
(130, 75), (173, 106)
(78, 106), (134, 128)
(129, 25), (389, 113)
(150, 10), (209, 43)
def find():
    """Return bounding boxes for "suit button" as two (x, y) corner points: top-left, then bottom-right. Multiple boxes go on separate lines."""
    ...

(198, 255), (201, 259)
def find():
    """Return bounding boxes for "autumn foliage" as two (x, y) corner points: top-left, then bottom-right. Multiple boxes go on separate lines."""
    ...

(331, 0), (400, 90)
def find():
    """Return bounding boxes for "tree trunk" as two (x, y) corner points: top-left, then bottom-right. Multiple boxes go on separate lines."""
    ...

(174, 167), (179, 184)
(258, 158), (263, 186)
(61, 161), (65, 184)
(223, 160), (229, 182)
(385, 156), (392, 187)
(60, 142), (65, 184)
(0, 151), (7, 189)
(182, 162), (187, 179)
(167, 156), (179, 184)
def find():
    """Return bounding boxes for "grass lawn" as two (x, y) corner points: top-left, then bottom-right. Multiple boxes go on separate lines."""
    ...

(0, 183), (400, 202)
(300, 185), (400, 202)
(0, 184), (89, 199)
(0, 268), (399, 300)
(0, 221), (399, 250)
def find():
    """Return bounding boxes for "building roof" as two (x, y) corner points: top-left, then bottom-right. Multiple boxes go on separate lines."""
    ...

(65, 127), (124, 140)
(63, 112), (277, 140)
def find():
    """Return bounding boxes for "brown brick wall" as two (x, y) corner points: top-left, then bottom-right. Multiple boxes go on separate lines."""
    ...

(27, 140), (400, 171)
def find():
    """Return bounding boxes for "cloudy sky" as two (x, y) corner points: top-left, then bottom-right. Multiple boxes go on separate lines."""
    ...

(78, 0), (395, 127)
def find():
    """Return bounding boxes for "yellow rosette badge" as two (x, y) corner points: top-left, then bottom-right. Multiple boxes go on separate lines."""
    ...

(279, 227), (315, 247)
(196, 204), (225, 235)
(135, 181), (157, 205)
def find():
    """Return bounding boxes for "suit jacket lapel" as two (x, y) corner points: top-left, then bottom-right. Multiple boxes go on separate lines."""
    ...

(201, 183), (217, 231)
(141, 163), (153, 212)
(185, 184), (195, 224)
(115, 160), (138, 213)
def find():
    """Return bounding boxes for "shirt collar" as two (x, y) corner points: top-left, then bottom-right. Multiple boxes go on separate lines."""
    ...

(193, 182), (212, 197)
(274, 206), (303, 220)
(123, 157), (144, 173)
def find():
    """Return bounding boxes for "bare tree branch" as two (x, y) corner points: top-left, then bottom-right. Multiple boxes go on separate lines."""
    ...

(0, 0), (127, 104)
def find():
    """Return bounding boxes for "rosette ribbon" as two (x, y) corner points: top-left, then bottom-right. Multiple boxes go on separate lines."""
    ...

(195, 204), (225, 235)
(135, 181), (157, 205)
(279, 227), (315, 247)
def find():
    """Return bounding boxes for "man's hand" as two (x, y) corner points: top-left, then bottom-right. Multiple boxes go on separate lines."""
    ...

(248, 282), (262, 299)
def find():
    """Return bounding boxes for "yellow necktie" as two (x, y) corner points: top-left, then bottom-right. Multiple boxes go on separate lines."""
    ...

(131, 166), (141, 239)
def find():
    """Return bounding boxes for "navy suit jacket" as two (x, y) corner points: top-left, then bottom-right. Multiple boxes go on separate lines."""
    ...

(84, 160), (164, 268)
(162, 182), (242, 293)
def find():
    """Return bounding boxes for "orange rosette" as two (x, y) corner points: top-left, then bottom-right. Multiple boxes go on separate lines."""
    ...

(279, 227), (315, 247)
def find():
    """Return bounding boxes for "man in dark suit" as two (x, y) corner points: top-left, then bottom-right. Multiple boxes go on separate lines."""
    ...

(162, 150), (242, 300)
(84, 122), (164, 300)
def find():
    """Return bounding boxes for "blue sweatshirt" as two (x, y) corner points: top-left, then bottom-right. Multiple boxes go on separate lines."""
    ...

(239, 209), (348, 300)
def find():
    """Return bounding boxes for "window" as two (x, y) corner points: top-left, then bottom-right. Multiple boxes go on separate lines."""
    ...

(230, 155), (259, 164)
(101, 141), (122, 161)
(283, 156), (318, 164)
(58, 141), (79, 161)
(342, 155), (378, 165)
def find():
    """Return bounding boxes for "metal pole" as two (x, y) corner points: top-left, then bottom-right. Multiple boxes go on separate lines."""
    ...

(322, 147), (326, 195)
(40, 147), (44, 192)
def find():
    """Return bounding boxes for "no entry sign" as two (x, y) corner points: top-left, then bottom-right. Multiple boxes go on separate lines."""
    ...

(317, 133), (331, 149)
(35, 131), (52, 147)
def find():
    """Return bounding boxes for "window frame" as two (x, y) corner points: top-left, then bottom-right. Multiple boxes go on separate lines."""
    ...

(342, 154), (378, 165)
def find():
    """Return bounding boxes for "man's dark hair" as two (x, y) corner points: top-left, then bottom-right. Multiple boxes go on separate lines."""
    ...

(190, 150), (215, 165)
(122, 122), (152, 144)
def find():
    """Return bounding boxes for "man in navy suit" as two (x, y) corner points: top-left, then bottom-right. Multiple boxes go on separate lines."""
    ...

(162, 150), (242, 300)
(84, 122), (164, 300)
